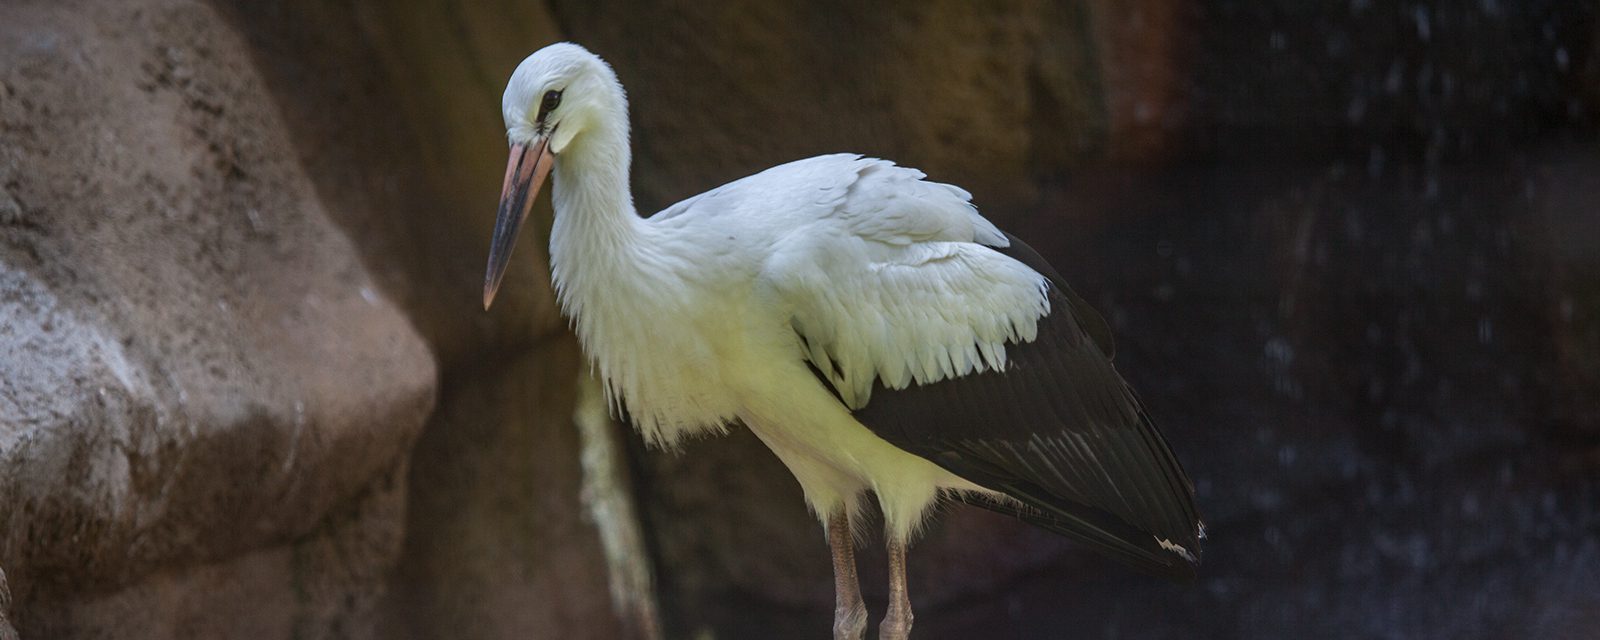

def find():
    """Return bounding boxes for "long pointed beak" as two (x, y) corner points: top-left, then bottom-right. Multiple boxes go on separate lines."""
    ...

(483, 137), (554, 310)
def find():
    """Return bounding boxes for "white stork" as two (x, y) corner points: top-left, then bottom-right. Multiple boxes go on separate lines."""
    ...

(483, 43), (1203, 640)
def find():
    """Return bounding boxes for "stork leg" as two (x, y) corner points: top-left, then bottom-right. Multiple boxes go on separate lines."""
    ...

(828, 510), (867, 640)
(880, 537), (914, 640)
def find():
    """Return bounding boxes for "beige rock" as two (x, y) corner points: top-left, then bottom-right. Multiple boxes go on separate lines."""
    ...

(20, 467), (406, 640)
(0, 0), (434, 636)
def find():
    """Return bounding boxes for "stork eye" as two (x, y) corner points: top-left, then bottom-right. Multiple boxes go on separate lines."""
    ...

(538, 90), (563, 121)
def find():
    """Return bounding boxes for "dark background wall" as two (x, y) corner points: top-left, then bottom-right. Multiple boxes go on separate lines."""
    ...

(0, 0), (1596, 639)
(560, 3), (1600, 639)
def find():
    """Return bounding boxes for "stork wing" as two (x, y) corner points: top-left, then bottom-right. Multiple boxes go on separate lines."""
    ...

(776, 224), (1202, 580)
(745, 156), (1199, 578)
(854, 235), (1203, 580)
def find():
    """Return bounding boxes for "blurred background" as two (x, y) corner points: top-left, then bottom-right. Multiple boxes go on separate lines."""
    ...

(1, 0), (1597, 639)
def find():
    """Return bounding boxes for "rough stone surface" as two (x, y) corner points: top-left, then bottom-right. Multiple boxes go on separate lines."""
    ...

(22, 465), (407, 640)
(0, 0), (435, 636)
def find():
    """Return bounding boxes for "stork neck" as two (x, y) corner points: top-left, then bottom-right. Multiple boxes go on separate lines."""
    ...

(548, 120), (648, 304)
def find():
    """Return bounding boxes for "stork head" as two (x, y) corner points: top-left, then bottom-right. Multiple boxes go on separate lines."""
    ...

(485, 42), (625, 309)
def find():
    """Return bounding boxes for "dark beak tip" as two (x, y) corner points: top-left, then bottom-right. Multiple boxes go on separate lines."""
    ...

(482, 280), (500, 311)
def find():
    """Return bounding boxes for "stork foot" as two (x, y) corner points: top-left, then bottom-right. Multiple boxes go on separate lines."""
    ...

(828, 510), (867, 640)
(879, 609), (914, 640)
(833, 603), (867, 640)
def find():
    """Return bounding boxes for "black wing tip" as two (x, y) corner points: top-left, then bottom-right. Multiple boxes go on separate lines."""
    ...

(957, 490), (1204, 584)
(1032, 516), (1203, 585)
(1150, 537), (1203, 584)
(1028, 513), (1203, 584)
(1113, 539), (1200, 583)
